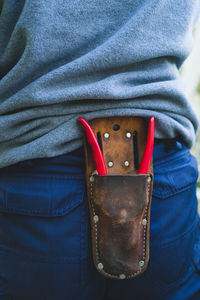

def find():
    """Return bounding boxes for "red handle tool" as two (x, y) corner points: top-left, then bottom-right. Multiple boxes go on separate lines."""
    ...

(137, 116), (155, 174)
(78, 117), (107, 175)
(78, 116), (155, 175)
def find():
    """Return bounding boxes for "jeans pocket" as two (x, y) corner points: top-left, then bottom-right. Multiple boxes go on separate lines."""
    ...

(0, 172), (92, 297)
(153, 149), (198, 200)
(0, 173), (88, 263)
(192, 220), (200, 273)
(150, 149), (199, 245)
(146, 147), (199, 288)
(147, 224), (197, 289)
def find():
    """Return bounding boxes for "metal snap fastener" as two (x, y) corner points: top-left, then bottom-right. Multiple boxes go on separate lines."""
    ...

(142, 218), (147, 226)
(93, 215), (99, 223)
(147, 176), (151, 183)
(126, 132), (131, 138)
(139, 260), (145, 267)
(108, 161), (114, 167)
(119, 274), (126, 279)
(90, 175), (94, 182)
(104, 133), (110, 139)
(97, 263), (104, 270)
(124, 161), (130, 167)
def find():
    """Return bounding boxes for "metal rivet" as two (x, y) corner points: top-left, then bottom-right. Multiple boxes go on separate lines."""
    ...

(139, 260), (145, 267)
(119, 274), (126, 279)
(93, 215), (99, 223)
(108, 161), (113, 167)
(142, 218), (147, 226)
(124, 161), (130, 167)
(126, 132), (131, 138)
(97, 263), (104, 270)
(147, 176), (151, 183)
(90, 175), (94, 182)
(104, 133), (110, 139)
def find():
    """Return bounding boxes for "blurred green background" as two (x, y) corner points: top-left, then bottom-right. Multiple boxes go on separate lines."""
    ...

(180, 19), (200, 207)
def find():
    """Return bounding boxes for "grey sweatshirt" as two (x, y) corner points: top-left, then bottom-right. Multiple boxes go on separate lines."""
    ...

(0, 0), (199, 167)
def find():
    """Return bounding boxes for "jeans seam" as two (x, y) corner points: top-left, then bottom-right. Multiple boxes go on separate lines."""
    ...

(152, 181), (197, 200)
(0, 173), (85, 181)
(153, 150), (189, 167)
(150, 216), (198, 247)
(0, 245), (82, 263)
(147, 224), (198, 291)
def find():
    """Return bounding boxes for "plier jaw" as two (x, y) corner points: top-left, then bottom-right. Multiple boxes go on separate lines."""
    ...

(78, 116), (155, 175)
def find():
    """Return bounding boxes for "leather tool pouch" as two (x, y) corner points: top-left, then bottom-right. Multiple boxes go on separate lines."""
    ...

(83, 117), (153, 280)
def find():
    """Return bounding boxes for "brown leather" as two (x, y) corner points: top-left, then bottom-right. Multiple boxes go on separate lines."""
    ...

(84, 117), (153, 176)
(83, 117), (153, 279)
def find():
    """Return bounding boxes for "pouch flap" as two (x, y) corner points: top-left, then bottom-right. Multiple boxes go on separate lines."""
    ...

(88, 174), (153, 279)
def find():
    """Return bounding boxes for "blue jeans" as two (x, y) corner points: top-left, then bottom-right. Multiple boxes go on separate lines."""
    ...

(0, 140), (199, 299)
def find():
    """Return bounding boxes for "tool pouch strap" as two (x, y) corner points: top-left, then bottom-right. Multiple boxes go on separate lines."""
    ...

(83, 117), (153, 280)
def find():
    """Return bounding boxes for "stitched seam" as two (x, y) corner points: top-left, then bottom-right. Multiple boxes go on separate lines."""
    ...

(0, 174), (85, 181)
(0, 188), (84, 216)
(153, 151), (189, 168)
(0, 245), (80, 263)
(150, 217), (198, 247)
(152, 181), (196, 199)
(90, 176), (150, 279)
(142, 180), (151, 263)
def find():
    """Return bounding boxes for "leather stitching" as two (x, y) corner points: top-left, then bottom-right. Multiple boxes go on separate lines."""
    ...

(90, 178), (151, 279)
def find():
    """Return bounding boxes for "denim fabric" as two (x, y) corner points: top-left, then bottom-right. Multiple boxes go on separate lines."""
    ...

(0, 141), (199, 299)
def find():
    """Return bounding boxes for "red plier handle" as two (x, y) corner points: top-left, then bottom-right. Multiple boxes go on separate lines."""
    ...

(78, 116), (155, 175)
(78, 117), (107, 175)
(137, 116), (155, 174)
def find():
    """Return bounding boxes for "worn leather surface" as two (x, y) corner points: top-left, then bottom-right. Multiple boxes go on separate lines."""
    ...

(84, 117), (153, 177)
(83, 117), (153, 279)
